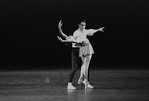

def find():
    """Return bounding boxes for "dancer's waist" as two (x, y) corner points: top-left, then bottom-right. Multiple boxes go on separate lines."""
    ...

(72, 41), (89, 48)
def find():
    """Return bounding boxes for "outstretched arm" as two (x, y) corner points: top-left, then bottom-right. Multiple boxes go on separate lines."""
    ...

(96, 27), (105, 32)
(57, 36), (81, 43)
(58, 20), (68, 39)
(88, 27), (105, 36)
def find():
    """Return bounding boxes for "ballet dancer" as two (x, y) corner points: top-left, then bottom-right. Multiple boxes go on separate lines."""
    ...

(58, 20), (84, 90)
(72, 20), (104, 89)
(58, 20), (104, 89)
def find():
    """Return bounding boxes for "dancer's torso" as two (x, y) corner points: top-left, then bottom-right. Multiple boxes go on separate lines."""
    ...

(72, 29), (90, 48)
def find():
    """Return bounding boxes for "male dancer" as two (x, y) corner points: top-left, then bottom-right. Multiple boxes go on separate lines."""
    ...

(58, 20), (104, 90)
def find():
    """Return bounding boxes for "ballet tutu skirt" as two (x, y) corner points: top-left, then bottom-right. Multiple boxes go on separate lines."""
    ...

(79, 42), (94, 57)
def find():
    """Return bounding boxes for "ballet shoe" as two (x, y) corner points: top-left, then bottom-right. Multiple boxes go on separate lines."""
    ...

(67, 84), (76, 90)
(83, 81), (89, 90)
(88, 84), (94, 89)
(83, 81), (94, 89)
(78, 77), (83, 84)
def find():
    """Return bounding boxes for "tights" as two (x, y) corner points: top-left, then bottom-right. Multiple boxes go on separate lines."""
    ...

(68, 48), (90, 82)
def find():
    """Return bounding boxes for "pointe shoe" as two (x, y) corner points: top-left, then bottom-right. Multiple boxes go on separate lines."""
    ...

(88, 84), (94, 89)
(78, 77), (83, 84)
(83, 81), (94, 89)
(67, 85), (76, 90)
(84, 81), (89, 90)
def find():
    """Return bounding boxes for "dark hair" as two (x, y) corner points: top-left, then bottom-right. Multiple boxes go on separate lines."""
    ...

(78, 20), (86, 25)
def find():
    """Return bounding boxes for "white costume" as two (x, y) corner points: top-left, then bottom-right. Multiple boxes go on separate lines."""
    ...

(73, 29), (95, 57)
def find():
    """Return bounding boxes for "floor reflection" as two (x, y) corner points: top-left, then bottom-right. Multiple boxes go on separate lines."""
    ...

(67, 89), (93, 101)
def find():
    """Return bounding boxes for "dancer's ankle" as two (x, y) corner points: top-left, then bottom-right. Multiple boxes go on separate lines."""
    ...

(83, 79), (88, 83)
(68, 82), (72, 85)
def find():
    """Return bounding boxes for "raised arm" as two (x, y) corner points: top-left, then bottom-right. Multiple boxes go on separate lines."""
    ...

(58, 20), (68, 39)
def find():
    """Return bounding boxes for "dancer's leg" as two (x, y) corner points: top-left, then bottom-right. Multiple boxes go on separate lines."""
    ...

(83, 55), (94, 89)
(69, 48), (79, 82)
(86, 55), (92, 81)
(82, 56), (89, 89)
(84, 56), (88, 82)
(83, 55), (91, 80)
(78, 55), (91, 83)
(78, 55), (93, 89)
(84, 55), (94, 89)
(78, 56), (86, 84)
(67, 48), (79, 90)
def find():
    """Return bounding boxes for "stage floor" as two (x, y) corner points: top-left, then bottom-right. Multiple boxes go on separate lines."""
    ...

(0, 69), (149, 101)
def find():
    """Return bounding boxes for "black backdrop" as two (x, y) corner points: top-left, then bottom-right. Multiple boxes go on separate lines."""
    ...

(1, 0), (149, 70)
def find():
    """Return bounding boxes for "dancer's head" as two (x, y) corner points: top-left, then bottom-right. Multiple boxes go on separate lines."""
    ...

(78, 20), (86, 31)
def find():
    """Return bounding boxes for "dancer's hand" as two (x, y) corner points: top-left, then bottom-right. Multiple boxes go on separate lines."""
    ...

(77, 40), (88, 46)
(58, 20), (63, 29)
(57, 36), (64, 42)
(98, 27), (105, 32)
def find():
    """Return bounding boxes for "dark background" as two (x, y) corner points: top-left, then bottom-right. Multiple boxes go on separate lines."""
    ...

(1, 0), (149, 71)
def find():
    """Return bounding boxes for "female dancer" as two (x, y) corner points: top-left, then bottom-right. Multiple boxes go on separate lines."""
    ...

(58, 20), (87, 90)
(58, 20), (104, 89)
(57, 24), (92, 89)
(72, 20), (104, 89)
(58, 35), (94, 89)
